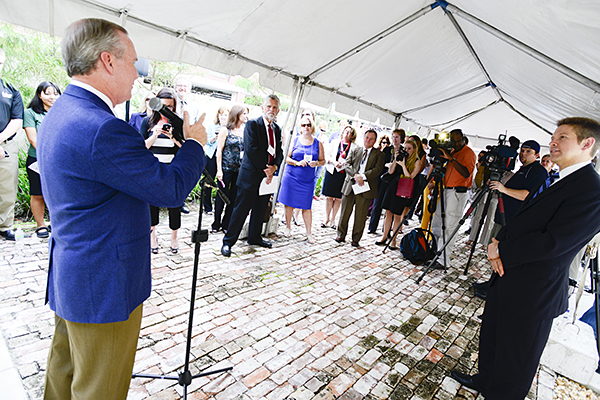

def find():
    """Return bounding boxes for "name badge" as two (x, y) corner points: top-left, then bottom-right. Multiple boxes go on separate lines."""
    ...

(303, 154), (312, 162)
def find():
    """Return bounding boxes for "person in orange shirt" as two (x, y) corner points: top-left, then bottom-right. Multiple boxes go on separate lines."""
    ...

(429, 129), (477, 269)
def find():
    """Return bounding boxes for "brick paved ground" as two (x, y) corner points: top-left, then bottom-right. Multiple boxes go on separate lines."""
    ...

(0, 200), (545, 399)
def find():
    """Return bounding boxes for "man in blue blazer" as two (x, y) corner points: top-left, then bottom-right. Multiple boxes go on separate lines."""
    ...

(38, 19), (207, 399)
(221, 94), (283, 256)
(451, 117), (600, 399)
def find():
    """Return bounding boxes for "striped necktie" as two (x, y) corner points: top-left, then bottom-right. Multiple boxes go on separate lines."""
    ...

(532, 172), (559, 200)
(362, 149), (368, 163)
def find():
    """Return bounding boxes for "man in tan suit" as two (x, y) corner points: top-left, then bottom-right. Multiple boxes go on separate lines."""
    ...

(335, 129), (385, 247)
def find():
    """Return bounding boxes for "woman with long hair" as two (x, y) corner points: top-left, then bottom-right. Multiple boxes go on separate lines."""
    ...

(140, 88), (182, 254)
(23, 81), (61, 238)
(128, 91), (155, 131)
(278, 115), (325, 243)
(376, 138), (423, 249)
(212, 104), (248, 233)
(321, 125), (357, 229)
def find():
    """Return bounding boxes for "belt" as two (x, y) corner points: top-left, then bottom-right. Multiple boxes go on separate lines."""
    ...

(446, 186), (468, 192)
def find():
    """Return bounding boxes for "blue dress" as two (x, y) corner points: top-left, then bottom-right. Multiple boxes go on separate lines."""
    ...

(278, 136), (320, 210)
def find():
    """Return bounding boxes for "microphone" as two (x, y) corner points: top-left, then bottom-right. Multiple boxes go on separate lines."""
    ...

(148, 97), (185, 143)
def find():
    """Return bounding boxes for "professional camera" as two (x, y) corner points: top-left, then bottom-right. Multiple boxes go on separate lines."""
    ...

(481, 134), (518, 174)
(428, 138), (455, 169)
(396, 147), (409, 162)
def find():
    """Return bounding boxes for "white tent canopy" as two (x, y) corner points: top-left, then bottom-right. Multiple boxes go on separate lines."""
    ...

(2, 0), (599, 148)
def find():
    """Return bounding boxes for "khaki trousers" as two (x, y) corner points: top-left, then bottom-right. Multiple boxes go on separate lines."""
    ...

(43, 304), (143, 400)
(0, 138), (19, 230)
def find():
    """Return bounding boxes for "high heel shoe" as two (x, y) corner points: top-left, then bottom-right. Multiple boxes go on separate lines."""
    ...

(151, 247), (158, 254)
(283, 227), (291, 237)
(307, 233), (314, 244)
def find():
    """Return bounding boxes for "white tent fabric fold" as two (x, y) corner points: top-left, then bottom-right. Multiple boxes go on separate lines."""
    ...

(1, 0), (599, 146)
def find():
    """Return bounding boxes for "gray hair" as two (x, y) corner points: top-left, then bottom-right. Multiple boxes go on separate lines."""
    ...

(263, 94), (280, 107)
(61, 18), (128, 77)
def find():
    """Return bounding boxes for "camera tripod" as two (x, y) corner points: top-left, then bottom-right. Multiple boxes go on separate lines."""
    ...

(132, 171), (232, 398)
(416, 170), (506, 283)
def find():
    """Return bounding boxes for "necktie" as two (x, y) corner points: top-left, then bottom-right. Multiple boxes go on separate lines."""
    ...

(268, 123), (275, 164)
(362, 149), (368, 163)
(532, 172), (559, 200)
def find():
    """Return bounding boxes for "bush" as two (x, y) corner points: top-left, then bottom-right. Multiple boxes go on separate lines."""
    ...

(14, 150), (32, 221)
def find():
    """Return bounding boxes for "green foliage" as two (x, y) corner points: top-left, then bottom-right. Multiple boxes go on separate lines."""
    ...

(314, 172), (324, 197)
(15, 150), (32, 221)
(235, 75), (290, 111)
(0, 22), (70, 104)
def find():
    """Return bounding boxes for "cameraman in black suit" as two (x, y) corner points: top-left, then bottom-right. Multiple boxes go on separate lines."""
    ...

(221, 95), (283, 257)
(452, 117), (600, 400)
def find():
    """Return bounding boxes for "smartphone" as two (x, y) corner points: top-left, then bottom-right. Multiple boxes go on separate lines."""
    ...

(162, 123), (172, 131)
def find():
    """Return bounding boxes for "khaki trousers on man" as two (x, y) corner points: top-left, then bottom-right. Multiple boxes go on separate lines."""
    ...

(337, 192), (371, 243)
(43, 304), (143, 400)
(0, 138), (19, 231)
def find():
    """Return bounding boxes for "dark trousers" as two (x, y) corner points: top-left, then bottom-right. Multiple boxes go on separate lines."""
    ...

(202, 156), (217, 212)
(223, 185), (269, 246)
(150, 205), (181, 230)
(368, 178), (389, 233)
(212, 169), (239, 231)
(475, 282), (553, 400)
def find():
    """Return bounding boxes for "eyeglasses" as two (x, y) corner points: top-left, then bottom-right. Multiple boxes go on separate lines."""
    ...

(301, 124), (312, 127)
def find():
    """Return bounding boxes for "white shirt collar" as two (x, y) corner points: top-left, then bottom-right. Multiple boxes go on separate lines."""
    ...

(557, 160), (591, 182)
(70, 79), (115, 113)
(262, 116), (273, 130)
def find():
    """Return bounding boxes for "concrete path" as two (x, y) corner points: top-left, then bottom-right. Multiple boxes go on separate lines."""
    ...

(0, 200), (555, 399)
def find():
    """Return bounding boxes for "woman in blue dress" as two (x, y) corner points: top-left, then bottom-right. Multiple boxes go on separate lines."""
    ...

(278, 116), (324, 243)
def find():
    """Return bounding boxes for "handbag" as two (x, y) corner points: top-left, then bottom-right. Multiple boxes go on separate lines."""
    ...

(396, 177), (414, 198)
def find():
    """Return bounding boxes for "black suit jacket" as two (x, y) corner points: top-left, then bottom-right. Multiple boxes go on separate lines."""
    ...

(494, 163), (600, 319)
(237, 116), (283, 192)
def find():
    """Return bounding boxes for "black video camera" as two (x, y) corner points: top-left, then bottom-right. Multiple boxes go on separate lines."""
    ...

(481, 134), (518, 173)
(396, 147), (409, 162)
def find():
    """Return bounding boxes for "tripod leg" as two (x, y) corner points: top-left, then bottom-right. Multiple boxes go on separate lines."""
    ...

(464, 188), (494, 275)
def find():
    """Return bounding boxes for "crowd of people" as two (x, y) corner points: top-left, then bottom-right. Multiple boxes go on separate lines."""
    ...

(2, 17), (600, 400)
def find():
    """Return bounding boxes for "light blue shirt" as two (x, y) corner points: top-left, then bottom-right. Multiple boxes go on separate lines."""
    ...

(204, 124), (220, 159)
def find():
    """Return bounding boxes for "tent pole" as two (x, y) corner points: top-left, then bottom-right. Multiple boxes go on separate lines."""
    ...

(446, 3), (600, 93)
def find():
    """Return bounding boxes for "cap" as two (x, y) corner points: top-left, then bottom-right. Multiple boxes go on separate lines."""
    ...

(521, 140), (540, 153)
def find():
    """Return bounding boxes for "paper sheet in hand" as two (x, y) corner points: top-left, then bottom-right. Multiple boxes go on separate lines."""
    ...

(259, 176), (279, 196)
(325, 163), (335, 174)
(352, 181), (370, 194)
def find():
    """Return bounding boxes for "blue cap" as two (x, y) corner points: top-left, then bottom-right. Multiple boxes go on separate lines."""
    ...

(521, 140), (540, 153)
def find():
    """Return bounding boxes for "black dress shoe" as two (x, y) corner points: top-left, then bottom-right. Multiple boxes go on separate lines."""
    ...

(375, 240), (386, 246)
(334, 236), (345, 243)
(450, 370), (482, 392)
(367, 230), (377, 235)
(351, 241), (359, 247)
(181, 204), (190, 214)
(221, 244), (231, 257)
(474, 288), (487, 300)
(0, 230), (15, 241)
(472, 281), (490, 290)
(248, 239), (272, 248)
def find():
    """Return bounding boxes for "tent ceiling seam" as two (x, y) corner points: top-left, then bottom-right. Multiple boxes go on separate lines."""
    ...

(401, 83), (490, 114)
(431, 99), (501, 129)
(305, 3), (435, 81)
(73, 0), (302, 83)
(443, 5), (503, 103)
(502, 99), (553, 135)
(447, 3), (600, 94)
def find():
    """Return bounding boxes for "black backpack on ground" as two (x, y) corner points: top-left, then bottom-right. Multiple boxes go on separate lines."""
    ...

(400, 228), (437, 265)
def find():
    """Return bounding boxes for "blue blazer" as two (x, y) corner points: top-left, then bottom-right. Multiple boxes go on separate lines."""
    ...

(495, 163), (600, 319)
(237, 116), (283, 192)
(38, 85), (206, 323)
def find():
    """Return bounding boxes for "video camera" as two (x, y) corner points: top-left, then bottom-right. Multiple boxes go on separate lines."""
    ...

(428, 137), (455, 171)
(481, 134), (518, 175)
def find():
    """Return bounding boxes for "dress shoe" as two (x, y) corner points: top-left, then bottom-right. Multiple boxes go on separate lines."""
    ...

(351, 241), (359, 247)
(367, 230), (377, 235)
(472, 281), (490, 290)
(474, 288), (487, 300)
(0, 229), (15, 241)
(334, 236), (345, 243)
(181, 204), (190, 214)
(450, 370), (482, 392)
(375, 240), (386, 246)
(569, 278), (578, 287)
(248, 239), (272, 248)
(221, 244), (231, 257)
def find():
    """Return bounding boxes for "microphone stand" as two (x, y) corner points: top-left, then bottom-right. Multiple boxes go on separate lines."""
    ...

(132, 135), (233, 397)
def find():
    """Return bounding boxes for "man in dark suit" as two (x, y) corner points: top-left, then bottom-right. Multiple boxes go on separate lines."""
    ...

(451, 117), (600, 399)
(38, 19), (207, 399)
(221, 94), (283, 257)
(336, 129), (384, 247)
